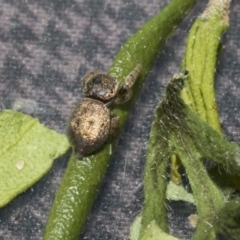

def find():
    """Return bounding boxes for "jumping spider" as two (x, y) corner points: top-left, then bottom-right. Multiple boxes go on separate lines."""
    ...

(67, 64), (142, 157)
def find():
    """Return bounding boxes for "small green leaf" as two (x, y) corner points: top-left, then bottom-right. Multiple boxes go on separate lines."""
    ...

(130, 214), (142, 240)
(0, 110), (70, 208)
(166, 181), (195, 204)
(130, 215), (181, 240)
(141, 221), (181, 240)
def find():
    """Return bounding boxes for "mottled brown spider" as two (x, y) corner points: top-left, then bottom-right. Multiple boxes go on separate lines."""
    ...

(67, 64), (142, 157)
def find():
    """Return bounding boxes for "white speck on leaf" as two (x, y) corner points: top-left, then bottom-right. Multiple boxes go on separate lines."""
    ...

(15, 160), (25, 170)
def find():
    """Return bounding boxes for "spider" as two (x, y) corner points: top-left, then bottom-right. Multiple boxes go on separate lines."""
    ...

(67, 64), (142, 157)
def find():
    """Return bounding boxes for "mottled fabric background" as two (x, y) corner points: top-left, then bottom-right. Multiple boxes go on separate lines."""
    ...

(0, 0), (239, 239)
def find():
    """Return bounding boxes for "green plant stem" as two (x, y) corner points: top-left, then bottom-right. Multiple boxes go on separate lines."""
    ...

(172, 0), (231, 191)
(214, 197), (240, 240)
(109, 0), (197, 126)
(181, 0), (230, 135)
(140, 106), (170, 237)
(169, 75), (240, 239)
(171, 134), (224, 240)
(141, 72), (240, 239)
(43, 0), (197, 239)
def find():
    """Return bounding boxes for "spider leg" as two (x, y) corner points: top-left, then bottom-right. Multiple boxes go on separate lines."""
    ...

(114, 88), (133, 105)
(114, 64), (141, 104)
(123, 63), (142, 90)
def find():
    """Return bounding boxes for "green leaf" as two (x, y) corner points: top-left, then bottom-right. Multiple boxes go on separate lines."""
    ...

(141, 221), (181, 240)
(0, 110), (70, 208)
(130, 215), (181, 240)
(166, 181), (195, 204)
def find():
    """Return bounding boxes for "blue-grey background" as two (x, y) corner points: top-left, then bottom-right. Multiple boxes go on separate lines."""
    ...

(0, 0), (239, 239)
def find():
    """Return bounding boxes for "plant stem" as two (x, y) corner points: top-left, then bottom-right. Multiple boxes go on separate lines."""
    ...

(140, 104), (170, 237)
(181, 0), (231, 134)
(172, 133), (224, 240)
(172, 0), (231, 188)
(214, 197), (240, 240)
(142, 71), (240, 239)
